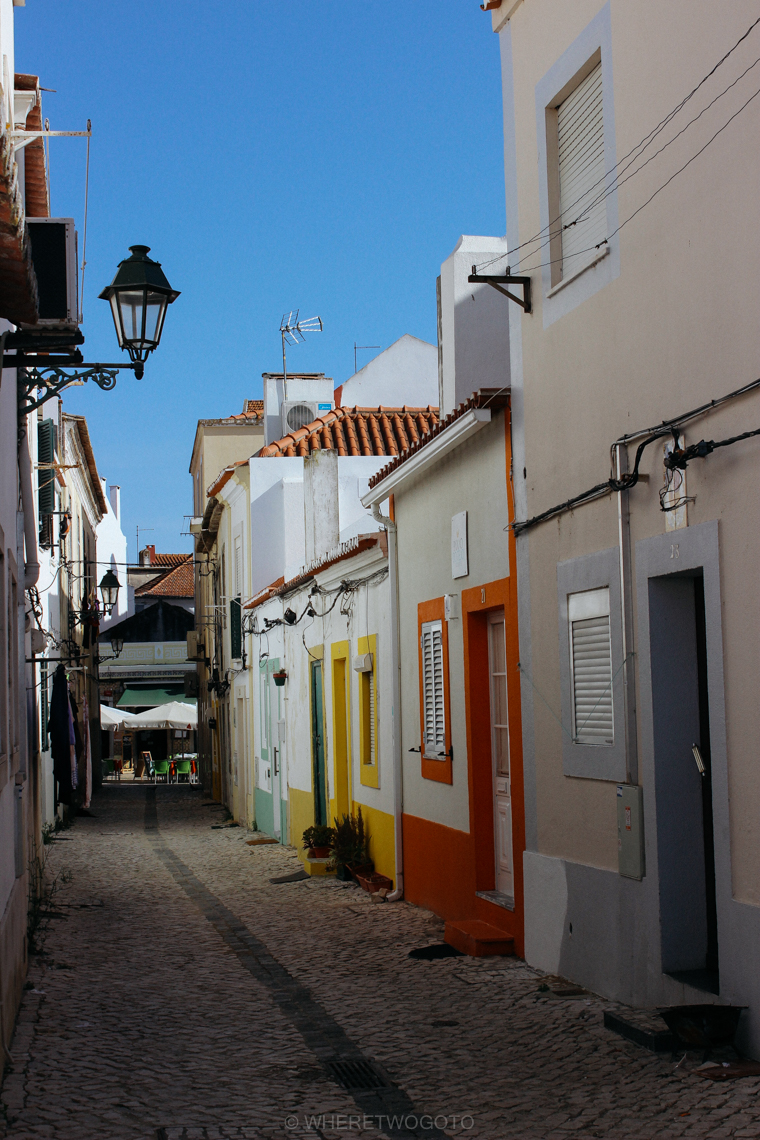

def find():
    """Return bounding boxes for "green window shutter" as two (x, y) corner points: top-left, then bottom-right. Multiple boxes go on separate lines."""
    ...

(38, 419), (56, 545)
(230, 596), (242, 659)
(40, 659), (49, 749)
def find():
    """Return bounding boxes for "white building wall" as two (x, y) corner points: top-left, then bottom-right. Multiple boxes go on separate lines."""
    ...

(338, 335), (438, 409)
(97, 478), (130, 634)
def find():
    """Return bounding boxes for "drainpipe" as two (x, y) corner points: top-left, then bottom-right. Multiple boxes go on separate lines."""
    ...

(371, 500), (403, 901)
(614, 443), (638, 785)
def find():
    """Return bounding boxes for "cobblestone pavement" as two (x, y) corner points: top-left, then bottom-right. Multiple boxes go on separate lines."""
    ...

(2, 785), (760, 1140)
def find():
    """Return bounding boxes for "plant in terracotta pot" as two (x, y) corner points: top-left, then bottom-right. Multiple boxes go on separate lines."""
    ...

(303, 823), (335, 859)
(330, 808), (373, 881)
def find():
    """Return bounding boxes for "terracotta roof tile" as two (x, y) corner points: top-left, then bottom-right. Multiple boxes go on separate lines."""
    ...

(135, 557), (194, 598)
(151, 552), (189, 567)
(260, 405), (439, 459)
(368, 388), (511, 491)
(207, 459), (248, 498)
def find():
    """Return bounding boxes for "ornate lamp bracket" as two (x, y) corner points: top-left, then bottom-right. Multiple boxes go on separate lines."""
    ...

(18, 363), (139, 416)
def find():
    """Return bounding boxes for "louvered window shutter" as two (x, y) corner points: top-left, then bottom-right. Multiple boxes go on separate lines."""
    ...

(368, 671), (376, 765)
(230, 597), (242, 659)
(38, 419), (56, 545)
(558, 61), (606, 275)
(421, 620), (446, 757)
(569, 588), (613, 745)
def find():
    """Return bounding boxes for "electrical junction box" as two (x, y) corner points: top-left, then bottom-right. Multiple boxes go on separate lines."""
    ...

(353, 652), (373, 673)
(617, 784), (645, 880)
(444, 593), (459, 621)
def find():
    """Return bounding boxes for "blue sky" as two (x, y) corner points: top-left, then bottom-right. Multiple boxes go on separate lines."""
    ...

(16, 2), (505, 558)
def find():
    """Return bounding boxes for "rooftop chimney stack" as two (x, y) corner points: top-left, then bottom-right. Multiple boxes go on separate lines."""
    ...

(109, 485), (121, 521)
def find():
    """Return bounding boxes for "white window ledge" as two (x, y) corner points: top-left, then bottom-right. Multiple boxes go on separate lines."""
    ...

(546, 244), (610, 299)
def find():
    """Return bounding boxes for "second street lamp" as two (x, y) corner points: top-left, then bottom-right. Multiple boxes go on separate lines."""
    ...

(98, 569), (121, 616)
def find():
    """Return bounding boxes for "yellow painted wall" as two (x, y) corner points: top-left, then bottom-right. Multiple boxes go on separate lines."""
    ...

(291, 785), (315, 864)
(354, 800), (395, 885)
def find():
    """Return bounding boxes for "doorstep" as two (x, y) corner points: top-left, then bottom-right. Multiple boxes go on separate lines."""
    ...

(444, 919), (515, 957)
(303, 855), (335, 877)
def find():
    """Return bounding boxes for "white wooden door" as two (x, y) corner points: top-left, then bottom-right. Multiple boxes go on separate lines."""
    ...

(488, 611), (513, 898)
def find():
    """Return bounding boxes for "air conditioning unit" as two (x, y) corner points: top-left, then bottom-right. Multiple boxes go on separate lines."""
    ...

(281, 399), (333, 437)
(25, 218), (79, 327)
(186, 631), (204, 660)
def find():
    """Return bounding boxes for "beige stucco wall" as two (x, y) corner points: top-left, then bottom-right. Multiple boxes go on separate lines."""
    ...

(395, 411), (510, 832)
(504, 1), (760, 898)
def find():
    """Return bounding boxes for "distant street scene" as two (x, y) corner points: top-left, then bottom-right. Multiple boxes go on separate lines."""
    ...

(2, 2), (760, 1138)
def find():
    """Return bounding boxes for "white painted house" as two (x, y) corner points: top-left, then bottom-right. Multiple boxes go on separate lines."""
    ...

(243, 338), (439, 876)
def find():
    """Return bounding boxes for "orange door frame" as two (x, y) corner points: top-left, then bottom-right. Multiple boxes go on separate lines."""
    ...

(460, 405), (525, 954)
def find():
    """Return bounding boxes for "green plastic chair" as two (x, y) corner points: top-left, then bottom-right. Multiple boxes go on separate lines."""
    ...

(153, 759), (170, 784)
(174, 759), (192, 782)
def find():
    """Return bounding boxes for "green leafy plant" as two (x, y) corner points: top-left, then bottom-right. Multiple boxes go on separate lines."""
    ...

(302, 823), (335, 850)
(330, 808), (372, 870)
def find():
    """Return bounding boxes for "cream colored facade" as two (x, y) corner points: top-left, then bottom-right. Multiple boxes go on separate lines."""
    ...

(493, 0), (760, 1050)
(189, 405), (264, 797)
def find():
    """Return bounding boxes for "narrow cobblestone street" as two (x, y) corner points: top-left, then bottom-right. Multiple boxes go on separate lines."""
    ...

(2, 785), (759, 1140)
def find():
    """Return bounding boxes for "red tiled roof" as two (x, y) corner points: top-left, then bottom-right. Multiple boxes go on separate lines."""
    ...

(226, 399), (264, 423)
(207, 459), (248, 498)
(368, 389), (510, 491)
(260, 405), (439, 459)
(151, 552), (189, 567)
(135, 557), (194, 598)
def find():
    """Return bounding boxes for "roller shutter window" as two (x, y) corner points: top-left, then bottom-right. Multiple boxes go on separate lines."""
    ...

(38, 419), (56, 548)
(421, 619), (446, 759)
(568, 587), (614, 745)
(368, 670), (376, 764)
(558, 61), (606, 277)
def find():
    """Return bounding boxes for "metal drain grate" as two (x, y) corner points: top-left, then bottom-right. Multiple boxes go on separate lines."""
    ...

(328, 1058), (392, 1090)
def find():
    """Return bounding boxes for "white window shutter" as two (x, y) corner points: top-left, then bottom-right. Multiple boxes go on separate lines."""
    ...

(570, 612), (614, 745)
(421, 620), (446, 756)
(558, 61), (606, 274)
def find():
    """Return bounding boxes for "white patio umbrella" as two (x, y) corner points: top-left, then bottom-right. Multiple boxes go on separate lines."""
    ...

(100, 705), (137, 729)
(128, 701), (197, 730)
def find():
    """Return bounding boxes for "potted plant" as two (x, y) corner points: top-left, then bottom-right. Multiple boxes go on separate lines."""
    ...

(330, 808), (373, 881)
(303, 823), (335, 859)
(272, 669), (287, 687)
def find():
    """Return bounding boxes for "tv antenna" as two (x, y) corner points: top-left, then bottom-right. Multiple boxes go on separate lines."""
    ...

(280, 310), (323, 397)
(354, 342), (380, 374)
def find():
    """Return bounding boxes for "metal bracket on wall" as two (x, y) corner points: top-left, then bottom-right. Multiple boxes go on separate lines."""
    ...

(468, 265), (532, 314)
(17, 363), (140, 415)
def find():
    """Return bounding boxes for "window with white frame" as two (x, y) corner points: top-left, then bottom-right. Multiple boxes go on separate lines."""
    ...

(421, 619), (446, 759)
(568, 586), (613, 746)
(556, 60), (606, 279)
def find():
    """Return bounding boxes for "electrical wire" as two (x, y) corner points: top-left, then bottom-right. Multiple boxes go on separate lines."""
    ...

(512, 374), (760, 535)
(474, 15), (760, 276)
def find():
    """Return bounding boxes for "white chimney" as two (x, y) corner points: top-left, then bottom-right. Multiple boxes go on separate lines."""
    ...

(303, 450), (339, 566)
(439, 235), (511, 416)
(109, 484), (121, 520)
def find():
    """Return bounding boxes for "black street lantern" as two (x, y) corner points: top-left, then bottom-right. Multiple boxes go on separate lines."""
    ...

(98, 568), (121, 616)
(99, 245), (180, 377)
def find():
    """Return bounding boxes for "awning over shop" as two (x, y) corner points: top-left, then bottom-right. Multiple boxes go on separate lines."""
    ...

(117, 685), (191, 708)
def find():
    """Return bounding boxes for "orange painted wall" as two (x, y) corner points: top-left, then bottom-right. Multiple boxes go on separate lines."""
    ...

(401, 405), (526, 957)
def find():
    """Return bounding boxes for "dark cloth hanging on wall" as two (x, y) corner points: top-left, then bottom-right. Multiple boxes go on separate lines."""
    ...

(49, 665), (73, 805)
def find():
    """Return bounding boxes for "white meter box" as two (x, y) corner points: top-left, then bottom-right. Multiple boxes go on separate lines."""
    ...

(617, 784), (644, 880)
